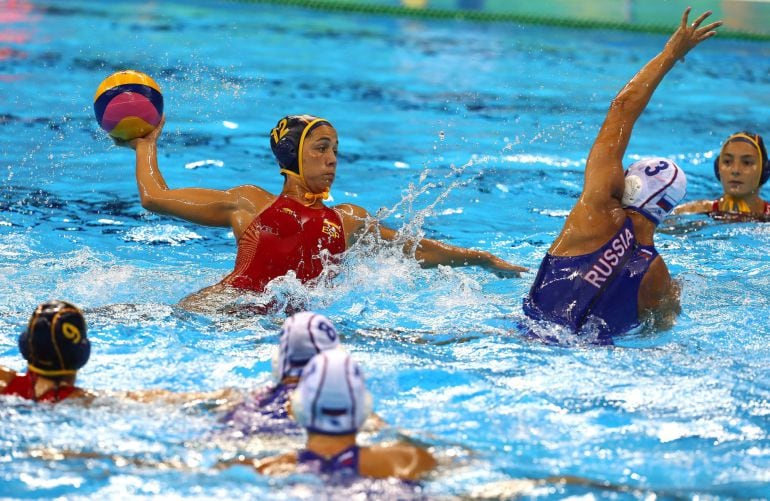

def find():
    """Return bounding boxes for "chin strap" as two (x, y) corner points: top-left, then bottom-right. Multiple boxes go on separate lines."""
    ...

(720, 195), (751, 214)
(304, 190), (330, 204)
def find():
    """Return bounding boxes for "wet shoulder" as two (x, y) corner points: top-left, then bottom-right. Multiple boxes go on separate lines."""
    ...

(359, 443), (436, 480)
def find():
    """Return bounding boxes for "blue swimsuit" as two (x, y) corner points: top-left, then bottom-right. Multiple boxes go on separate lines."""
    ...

(523, 218), (658, 341)
(220, 383), (300, 435)
(297, 445), (360, 475)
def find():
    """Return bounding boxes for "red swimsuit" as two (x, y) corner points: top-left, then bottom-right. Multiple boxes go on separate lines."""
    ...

(1, 372), (79, 402)
(222, 196), (346, 291)
(710, 199), (770, 220)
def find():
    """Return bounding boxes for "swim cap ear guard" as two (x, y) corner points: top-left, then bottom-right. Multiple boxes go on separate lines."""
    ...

(269, 115), (332, 180)
(272, 311), (341, 383)
(290, 350), (372, 435)
(622, 157), (686, 225)
(19, 300), (90, 377)
(713, 131), (770, 186)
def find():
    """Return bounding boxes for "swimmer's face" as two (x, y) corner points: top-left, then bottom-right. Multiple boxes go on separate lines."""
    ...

(718, 140), (762, 198)
(301, 124), (338, 193)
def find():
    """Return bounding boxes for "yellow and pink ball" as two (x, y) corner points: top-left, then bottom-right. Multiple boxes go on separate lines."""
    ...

(93, 70), (163, 141)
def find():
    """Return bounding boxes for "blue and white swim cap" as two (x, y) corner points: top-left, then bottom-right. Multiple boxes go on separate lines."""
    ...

(622, 157), (687, 225)
(272, 311), (340, 382)
(291, 349), (372, 435)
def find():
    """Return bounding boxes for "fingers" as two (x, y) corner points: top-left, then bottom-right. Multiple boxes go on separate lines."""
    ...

(690, 9), (712, 29)
(697, 20), (723, 38)
(491, 261), (528, 279)
(675, 8), (721, 47)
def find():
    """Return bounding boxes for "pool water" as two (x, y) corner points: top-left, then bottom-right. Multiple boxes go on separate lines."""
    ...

(1, 0), (769, 498)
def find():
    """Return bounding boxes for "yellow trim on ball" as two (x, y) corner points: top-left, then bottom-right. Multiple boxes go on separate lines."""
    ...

(94, 70), (162, 101)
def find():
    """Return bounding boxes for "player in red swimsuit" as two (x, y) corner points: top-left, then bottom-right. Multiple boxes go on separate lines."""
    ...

(674, 132), (770, 221)
(119, 114), (525, 310)
(0, 300), (91, 403)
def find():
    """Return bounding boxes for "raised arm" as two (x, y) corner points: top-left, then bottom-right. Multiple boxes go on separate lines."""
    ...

(582, 9), (721, 209)
(122, 117), (274, 237)
(336, 203), (527, 277)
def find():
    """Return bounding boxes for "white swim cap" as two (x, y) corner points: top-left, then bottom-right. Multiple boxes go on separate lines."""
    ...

(271, 311), (340, 382)
(621, 157), (686, 225)
(290, 349), (372, 435)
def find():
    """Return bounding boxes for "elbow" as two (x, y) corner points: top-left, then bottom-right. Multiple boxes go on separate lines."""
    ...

(608, 94), (628, 113)
(139, 194), (161, 213)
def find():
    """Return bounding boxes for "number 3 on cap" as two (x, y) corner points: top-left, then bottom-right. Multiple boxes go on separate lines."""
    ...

(645, 160), (669, 176)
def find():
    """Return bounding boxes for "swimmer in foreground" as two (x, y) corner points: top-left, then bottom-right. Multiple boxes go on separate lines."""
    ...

(120, 311), (384, 436)
(673, 131), (770, 221)
(218, 311), (342, 436)
(119, 115), (525, 309)
(523, 8), (721, 341)
(0, 301), (91, 402)
(222, 349), (436, 480)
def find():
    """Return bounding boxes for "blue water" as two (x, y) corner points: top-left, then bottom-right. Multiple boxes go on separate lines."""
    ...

(1, 0), (769, 498)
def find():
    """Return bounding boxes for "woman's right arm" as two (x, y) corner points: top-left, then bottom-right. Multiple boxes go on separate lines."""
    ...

(127, 118), (273, 229)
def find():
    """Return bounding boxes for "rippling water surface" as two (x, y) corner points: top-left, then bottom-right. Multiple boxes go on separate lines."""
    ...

(1, 0), (769, 498)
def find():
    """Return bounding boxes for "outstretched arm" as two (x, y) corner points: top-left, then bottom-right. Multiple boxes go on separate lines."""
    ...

(336, 203), (527, 277)
(117, 387), (240, 406)
(582, 9), (721, 210)
(118, 117), (273, 235)
(672, 199), (712, 215)
(389, 225), (526, 277)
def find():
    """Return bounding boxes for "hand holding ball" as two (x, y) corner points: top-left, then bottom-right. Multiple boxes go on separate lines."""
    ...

(94, 70), (163, 141)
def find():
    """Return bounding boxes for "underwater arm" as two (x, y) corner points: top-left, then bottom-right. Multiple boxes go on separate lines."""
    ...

(639, 258), (681, 330)
(29, 448), (195, 471)
(651, 278), (681, 331)
(118, 387), (240, 406)
(217, 452), (298, 475)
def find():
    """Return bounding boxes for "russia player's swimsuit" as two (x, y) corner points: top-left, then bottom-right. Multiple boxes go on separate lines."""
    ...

(1, 372), (80, 402)
(523, 218), (658, 341)
(223, 196), (346, 291)
(297, 445), (360, 475)
(220, 383), (300, 435)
